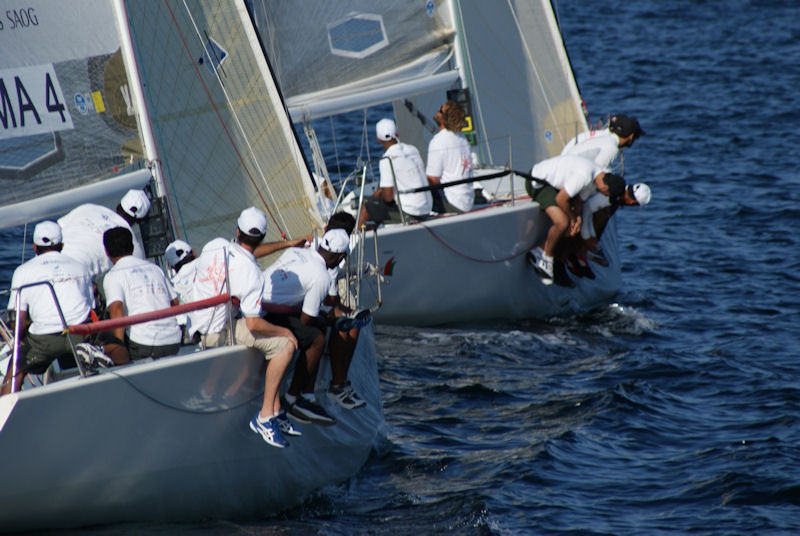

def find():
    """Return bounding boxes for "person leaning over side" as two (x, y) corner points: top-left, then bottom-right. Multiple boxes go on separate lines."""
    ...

(261, 228), (354, 426)
(560, 113), (645, 172)
(525, 154), (626, 287)
(100, 227), (181, 363)
(426, 100), (474, 214)
(1, 221), (95, 395)
(58, 189), (152, 281)
(580, 182), (652, 268)
(320, 211), (367, 410)
(186, 207), (299, 449)
(358, 118), (433, 228)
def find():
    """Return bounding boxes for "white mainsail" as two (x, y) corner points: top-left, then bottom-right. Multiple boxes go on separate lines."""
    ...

(0, 0), (151, 228)
(121, 0), (323, 251)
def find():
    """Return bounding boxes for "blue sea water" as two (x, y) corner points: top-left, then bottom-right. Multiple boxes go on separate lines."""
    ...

(3, 0), (800, 534)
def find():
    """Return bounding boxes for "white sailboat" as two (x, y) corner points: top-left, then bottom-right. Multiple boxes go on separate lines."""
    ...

(0, 0), (383, 532)
(250, 0), (623, 326)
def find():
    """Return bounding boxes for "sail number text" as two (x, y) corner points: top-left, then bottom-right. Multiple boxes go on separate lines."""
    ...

(0, 8), (39, 31)
(0, 65), (74, 140)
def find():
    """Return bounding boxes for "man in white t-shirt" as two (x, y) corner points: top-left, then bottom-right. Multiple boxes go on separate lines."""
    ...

(525, 154), (626, 286)
(165, 239), (197, 339)
(574, 182), (652, 271)
(101, 227), (181, 363)
(560, 114), (645, 171)
(1, 221), (95, 395)
(359, 118), (432, 227)
(426, 100), (474, 213)
(262, 228), (352, 426)
(58, 189), (151, 280)
(187, 207), (298, 449)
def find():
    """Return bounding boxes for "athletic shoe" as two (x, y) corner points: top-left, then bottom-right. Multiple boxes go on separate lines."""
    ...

(75, 342), (114, 370)
(249, 415), (289, 448)
(334, 309), (372, 332)
(328, 381), (366, 410)
(553, 260), (576, 288)
(276, 411), (303, 436)
(587, 249), (608, 267)
(288, 396), (337, 426)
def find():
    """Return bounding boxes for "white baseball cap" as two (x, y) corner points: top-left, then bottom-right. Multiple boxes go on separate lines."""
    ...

(631, 183), (651, 206)
(165, 239), (193, 268)
(376, 118), (398, 142)
(321, 228), (350, 254)
(237, 207), (267, 236)
(33, 220), (62, 247)
(120, 189), (151, 219)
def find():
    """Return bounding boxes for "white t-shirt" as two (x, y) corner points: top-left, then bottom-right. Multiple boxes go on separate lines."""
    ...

(426, 129), (474, 212)
(170, 259), (197, 329)
(561, 128), (621, 170)
(103, 255), (180, 346)
(263, 247), (330, 318)
(580, 193), (613, 239)
(530, 155), (603, 201)
(7, 251), (94, 335)
(379, 142), (432, 217)
(187, 238), (264, 336)
(58, 204), (145, 279)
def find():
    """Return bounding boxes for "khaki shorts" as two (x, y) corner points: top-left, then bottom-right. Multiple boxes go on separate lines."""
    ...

(201, 317), (290, 360)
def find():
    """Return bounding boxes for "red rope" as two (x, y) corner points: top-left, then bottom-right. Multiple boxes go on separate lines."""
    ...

(417, 219), (536, 264)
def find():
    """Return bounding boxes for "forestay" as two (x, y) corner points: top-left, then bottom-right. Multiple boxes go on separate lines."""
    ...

(0, 0), (151, 228)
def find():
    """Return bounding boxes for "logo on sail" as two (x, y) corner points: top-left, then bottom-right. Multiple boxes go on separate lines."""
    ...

(202, 36), (228, 77)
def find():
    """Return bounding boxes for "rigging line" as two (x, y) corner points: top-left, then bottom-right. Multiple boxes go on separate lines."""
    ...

(329, 116), (343, 181)
(418, 220), (534, 263)
(106, 366), (263, 415)
(167, 1), (285, 235)
(181, 0), (293, 236)
(505, 0), (567, 143)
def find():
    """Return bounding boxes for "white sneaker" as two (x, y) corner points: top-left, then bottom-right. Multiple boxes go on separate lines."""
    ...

(534, 256), (554, 285)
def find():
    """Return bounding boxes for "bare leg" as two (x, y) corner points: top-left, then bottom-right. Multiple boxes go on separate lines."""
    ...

(259, 340), (294, 419)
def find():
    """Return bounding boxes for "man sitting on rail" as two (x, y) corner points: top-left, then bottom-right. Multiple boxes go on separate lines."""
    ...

(1, 221), (94, 395)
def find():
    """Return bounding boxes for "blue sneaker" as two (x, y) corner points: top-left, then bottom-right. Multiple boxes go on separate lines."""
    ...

(276, 411), (303, 436)
(249, 414), (289, 448)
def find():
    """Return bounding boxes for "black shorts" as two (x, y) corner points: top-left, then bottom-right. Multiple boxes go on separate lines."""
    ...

(16, 331), (83, 375)
(263, 313), (325, 350)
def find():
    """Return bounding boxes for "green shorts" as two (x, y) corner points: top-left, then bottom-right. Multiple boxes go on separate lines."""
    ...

(529, 183), (558, 209)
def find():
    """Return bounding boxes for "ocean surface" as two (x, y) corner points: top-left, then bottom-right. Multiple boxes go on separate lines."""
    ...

(3, 0), (800, 534)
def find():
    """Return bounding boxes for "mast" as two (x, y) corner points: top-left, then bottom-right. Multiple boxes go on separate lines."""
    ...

(111, 0), (166, 199)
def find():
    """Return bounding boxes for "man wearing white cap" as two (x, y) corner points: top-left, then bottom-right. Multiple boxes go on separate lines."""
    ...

(579, 182), (652, 269)
(100, 227), (181, 363)
(358, 118), (432, 227)
(58, 188), (151, 280)
(262, 228), (352, 426)
(187, 207), (299, 449)
(560, 113), (645, 172)
(426, 100), (474, 213)
(2, 221), (94, 395)
(164, 239), (197, 338)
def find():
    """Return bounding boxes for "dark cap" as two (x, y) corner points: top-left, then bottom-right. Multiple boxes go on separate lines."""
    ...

(609, 114), (645, 138)
(603, 173), (626, 202)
